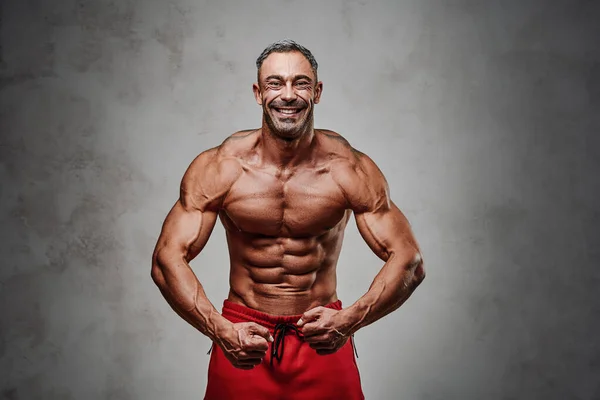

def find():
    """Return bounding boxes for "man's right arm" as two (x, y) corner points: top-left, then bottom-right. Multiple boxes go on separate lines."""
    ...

(150, 149), (232, 342)
(151, 149), (273, 369)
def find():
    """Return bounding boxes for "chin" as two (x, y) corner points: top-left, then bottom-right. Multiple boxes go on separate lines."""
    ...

(266, 115), (310, 140)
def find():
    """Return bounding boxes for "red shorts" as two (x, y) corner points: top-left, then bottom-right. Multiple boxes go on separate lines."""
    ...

(204, 300), (364, 400)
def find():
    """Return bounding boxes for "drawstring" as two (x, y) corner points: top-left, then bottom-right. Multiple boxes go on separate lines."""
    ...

(351, 334), (359, 359)
(207, 328), (357, 361)
(271, 323), (302, 366)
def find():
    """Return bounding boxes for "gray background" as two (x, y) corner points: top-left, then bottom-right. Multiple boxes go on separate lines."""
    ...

(1, 0), (599, 399)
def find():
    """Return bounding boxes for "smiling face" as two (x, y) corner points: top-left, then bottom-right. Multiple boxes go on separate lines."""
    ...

(253, 51), (323, 140)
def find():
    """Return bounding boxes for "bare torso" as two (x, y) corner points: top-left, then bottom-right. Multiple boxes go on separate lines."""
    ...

(215, 129), (359, 315)
(152, 48), (424, 353)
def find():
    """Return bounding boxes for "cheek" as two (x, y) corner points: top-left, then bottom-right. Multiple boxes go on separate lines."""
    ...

(299, 93), (313, 106)
(263, 92), (280, 105)
(262, 96), (274, 108)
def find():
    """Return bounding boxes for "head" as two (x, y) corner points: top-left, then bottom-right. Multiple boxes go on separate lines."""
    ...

(253, 40), (323, 140)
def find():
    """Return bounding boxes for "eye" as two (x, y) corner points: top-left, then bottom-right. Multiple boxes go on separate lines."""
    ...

(296, 81), (310, 87)
(267, 81), (282, 88)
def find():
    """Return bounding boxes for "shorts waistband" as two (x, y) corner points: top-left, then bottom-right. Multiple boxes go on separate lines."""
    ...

(221, 299), (343, 330)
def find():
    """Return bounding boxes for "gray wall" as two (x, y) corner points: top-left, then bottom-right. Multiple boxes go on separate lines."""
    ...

(1, 1), (599, 399)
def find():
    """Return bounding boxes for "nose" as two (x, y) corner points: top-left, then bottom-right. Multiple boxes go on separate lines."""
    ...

(280, 82), (297, 102)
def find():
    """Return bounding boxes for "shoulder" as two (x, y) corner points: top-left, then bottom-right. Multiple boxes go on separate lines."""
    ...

(316, 129), (384, 179)
(315, 129), (360, 159)
(316, 130), (389, 213)
(181, 130), (258, 210)
(220, 129), (260, 153)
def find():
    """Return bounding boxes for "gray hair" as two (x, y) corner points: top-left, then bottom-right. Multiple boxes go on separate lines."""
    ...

(256, 39), (318, 80)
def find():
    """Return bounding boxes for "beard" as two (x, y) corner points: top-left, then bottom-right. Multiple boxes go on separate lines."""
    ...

(263, 99), (313, 141)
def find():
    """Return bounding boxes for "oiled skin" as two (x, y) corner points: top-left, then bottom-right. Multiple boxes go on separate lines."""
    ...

(220, 129), (361, 315)
(152, 127), (423, 323)
(151, 50), (425, 368)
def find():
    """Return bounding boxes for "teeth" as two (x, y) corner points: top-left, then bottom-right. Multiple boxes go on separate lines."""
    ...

(278, 109), (298, 114)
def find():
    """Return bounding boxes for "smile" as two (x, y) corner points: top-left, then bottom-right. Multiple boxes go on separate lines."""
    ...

(273, 107), (303, 117)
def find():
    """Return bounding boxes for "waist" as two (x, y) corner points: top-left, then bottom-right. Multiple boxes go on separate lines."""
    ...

(221, 299), (343, 330)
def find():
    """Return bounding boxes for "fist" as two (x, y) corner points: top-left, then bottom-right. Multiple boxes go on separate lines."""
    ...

(217, 322), (274, 369)
(297, 307), (350, 355)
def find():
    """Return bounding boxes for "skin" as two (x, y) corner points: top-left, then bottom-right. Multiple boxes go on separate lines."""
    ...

(151, 51), (425, 369)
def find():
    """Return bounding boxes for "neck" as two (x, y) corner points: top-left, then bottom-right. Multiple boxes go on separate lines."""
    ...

(259, 120), (315, 167)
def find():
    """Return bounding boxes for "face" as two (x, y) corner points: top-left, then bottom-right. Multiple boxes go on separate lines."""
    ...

(253, 51), (323, 140)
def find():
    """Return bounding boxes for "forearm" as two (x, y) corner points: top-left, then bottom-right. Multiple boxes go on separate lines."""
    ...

(343, 253), (424, 334)
(151, 254), (231, 341)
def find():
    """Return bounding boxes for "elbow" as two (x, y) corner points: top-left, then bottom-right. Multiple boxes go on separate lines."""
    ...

(151, 248), (186, 289)
(151, 262), (163, 286)
(415, 262), (425, 285)
(411, 252), (425, 285)
(151, 251), (167, 288)
(151, 264), (164, 291)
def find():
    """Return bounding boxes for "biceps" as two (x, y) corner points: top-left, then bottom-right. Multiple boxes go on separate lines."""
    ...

(153, 200), (218, 264)
(355, 201), (420, 263)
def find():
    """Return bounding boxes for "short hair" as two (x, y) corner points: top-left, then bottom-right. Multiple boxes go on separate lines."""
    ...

(255, 39), (318, 80)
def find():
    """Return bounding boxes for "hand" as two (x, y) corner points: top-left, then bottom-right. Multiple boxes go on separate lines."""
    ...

(216, 322), (274, 369)
(297, 307), (350, 355)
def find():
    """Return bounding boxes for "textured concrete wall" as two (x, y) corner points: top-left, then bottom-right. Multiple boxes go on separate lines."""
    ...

(1, 1), (599, 399)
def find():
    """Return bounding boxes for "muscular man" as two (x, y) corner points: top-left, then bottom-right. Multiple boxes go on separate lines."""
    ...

(151, 40), (425, 400)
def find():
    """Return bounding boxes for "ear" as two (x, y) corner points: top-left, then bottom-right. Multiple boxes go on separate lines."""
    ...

(313, 81), (323, 104)
(252, 82), (263, 106)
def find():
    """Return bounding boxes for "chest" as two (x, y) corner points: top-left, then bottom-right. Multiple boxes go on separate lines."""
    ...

(221, 167), (349, 236)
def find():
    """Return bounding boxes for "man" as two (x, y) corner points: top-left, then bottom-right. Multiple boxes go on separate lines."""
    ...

(151, 39), (425, 400)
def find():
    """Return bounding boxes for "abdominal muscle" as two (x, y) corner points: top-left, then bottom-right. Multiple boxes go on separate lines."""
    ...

(225, 231), (344, 316)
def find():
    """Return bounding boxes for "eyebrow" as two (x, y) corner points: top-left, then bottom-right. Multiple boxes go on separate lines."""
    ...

(264, 74), (314, 82)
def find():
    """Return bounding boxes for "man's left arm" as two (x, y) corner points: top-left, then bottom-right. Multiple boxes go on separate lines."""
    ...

(344, 198), (425, 333)
(298, 153), (425, 353)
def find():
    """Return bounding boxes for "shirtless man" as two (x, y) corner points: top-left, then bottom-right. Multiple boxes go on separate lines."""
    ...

(151, 40), (425, 400)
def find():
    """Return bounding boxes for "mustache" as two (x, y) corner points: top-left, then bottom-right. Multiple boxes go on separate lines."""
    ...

(269, 100), (307, 109)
